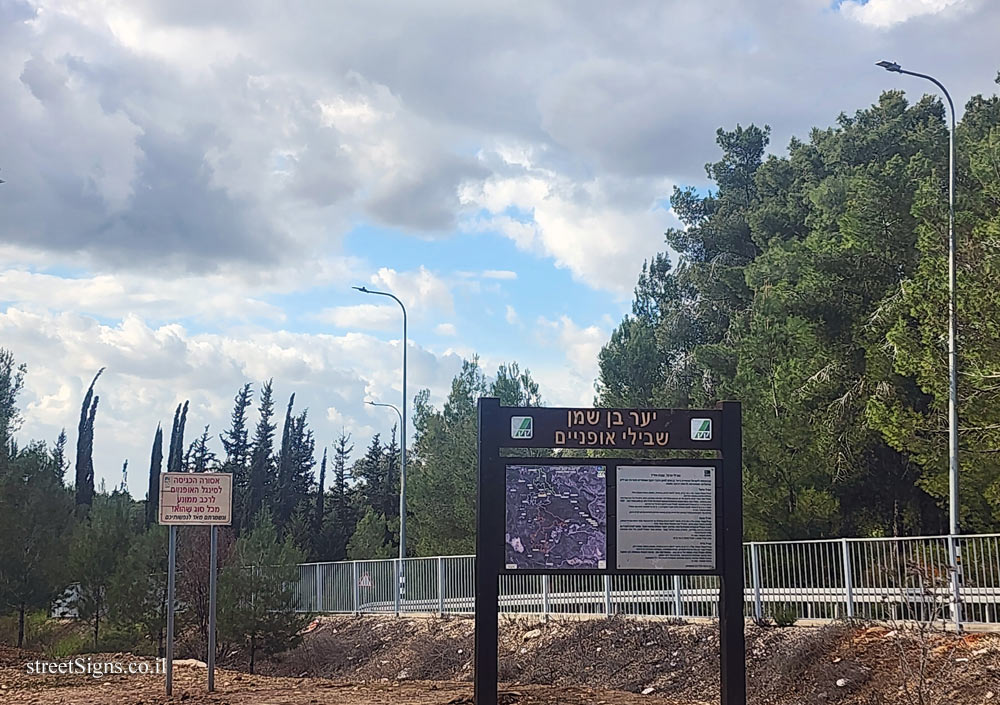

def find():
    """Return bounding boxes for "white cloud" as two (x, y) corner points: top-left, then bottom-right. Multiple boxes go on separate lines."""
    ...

(840, 0), (966, 28)
(318, 304), (400, 331)
(461, 155), (675, 294)
(482, 270), (518, 280)
(2, 306), (462, 496)
(0, 269), (286, 323)
(369, 266), (455, 315)
(505, 305), (520, 325)
(434, 323), (457, 336)
(533, 315), (608, 406)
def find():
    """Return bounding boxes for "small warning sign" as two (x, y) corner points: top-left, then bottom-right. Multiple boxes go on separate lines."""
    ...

(358, 573), (373, 588)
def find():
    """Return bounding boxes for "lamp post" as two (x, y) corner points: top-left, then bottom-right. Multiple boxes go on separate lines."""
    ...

(877, 60), (961, 627)
(353, 286), (408, 561)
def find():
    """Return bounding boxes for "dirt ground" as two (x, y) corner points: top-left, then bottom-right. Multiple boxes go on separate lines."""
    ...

(0, 648), (683, 705)
(2, 616), (999, 705)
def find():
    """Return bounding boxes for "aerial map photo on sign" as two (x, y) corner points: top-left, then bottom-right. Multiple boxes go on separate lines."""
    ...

(505, 464), (607, 570)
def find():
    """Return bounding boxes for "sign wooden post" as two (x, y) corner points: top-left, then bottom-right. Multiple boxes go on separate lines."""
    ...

(158, 471), (233, 696)
(475, 399), (745, 705)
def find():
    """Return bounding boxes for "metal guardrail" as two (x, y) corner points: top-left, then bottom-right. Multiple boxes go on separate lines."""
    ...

(293, 534), (1000, 628)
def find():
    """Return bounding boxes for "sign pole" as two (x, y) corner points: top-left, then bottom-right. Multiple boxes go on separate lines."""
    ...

(208, 524), (218, 691)
(719, 401), (746, 705)
(474, 399), (501, 705)
(166, 524), (176, 696)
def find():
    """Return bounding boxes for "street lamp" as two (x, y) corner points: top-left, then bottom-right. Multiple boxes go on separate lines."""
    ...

(353, 286), (408, 561)
(877, 59), (961, 625)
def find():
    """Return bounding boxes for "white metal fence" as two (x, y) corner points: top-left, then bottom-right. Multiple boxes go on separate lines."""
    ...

(293, 534), (1000, 628)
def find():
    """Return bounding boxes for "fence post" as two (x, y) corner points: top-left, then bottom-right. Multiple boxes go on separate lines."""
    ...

(841, 539), (854, 619)
(394, 559), (401, 617)
(673, 575), (683, 618)
(438, 556), (445, 616)
(541, 574), (550, 622)
(315, 564), (323, 613)
(948, 535), (962, 631)
(750, 543), (763, 622)
(603, 575), (613, 617)
(352, 562), (360, 614)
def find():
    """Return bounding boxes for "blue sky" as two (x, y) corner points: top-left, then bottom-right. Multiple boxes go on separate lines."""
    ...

(2, 0), (996, 496)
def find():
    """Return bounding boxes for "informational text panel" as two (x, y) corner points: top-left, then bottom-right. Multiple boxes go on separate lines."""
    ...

(616, 465), (716, 570)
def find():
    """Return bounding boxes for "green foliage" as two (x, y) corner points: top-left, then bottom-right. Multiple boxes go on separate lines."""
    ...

(69, 491), (139, 649)
(243, 380), (276, 532)
(346, 508), (397, 559)
(107, 526), (169, 655)
(274, 395), (315, 528)
(598, 89), (1000, 537)
(46, 631), (88, 659)
(218, 509), (307, 673)
(770, 603), (798, 628)
(0, 437), (76, 646)
(408, 357), (544, 555)
(0, 348), (26, 448)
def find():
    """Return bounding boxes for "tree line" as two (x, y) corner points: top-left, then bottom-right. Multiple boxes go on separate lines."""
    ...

(0, 346), (539, 661)
(596, 79), (1000, 539)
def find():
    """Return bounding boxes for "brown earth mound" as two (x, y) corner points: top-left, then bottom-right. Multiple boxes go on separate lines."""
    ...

(257, 615), (1000, 704)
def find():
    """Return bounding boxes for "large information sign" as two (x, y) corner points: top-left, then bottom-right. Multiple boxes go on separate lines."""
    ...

(159, 472), (233, 525)
(476, 400), (744, 705)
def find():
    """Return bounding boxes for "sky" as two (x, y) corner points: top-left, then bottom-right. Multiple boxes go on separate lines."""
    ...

(2, 0), (999, 496)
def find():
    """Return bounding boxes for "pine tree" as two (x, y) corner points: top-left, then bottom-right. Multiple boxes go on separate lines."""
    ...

(244, 380), (276, 531)
(221, 384), (253, 478)
(52, 429), (68, 479)
(107, 526), (169, 655)
(354, 433), (389, 516)
(187, 425), (216, 472)
(146, 425), (163, 528)
(221, 384), (253, 533)
(331, 430), (353, 518)
(326, 430), (355, 561)
(382, 426), (400, 518)
(218, 509), (306, 673)
(0, 348), (26, 452)
(0, 441), (75, 647)
(69, 490), (137, 649)
(74, 368), (104, 509)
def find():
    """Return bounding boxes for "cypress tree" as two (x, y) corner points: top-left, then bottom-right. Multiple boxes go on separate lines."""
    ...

(313, 448), (327, 537)
(146, 424), (163, 528)
(274, 394), (296, 524)
(74, 368), (104, 509)
(166, 401), (189, 474)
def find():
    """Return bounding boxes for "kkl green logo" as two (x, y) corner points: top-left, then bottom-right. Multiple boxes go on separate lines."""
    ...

(511, 416), (533, 439)
(691, 418), (712, 441)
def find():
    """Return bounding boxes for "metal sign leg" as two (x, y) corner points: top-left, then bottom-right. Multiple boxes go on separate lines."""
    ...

(166, 525), (176, 696)
(208, 525), (218, 691)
